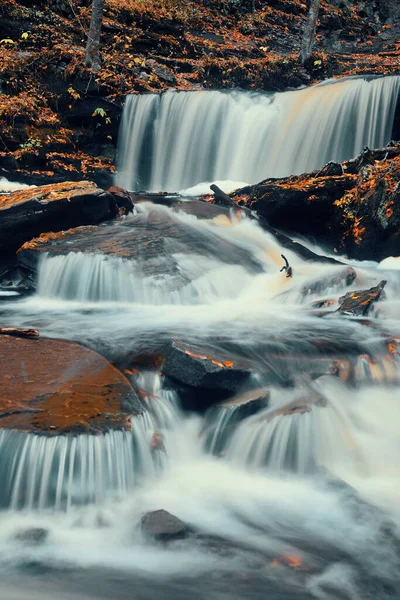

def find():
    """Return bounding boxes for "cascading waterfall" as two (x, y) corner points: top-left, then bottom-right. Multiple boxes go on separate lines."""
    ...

(3, 172), (400, 596)
(224, 383), (358, 474)
(0, 417), (158, 510)
(116, 75), (400, 191)
(37, 250), (254, 305)
(0, 374), (180, 511)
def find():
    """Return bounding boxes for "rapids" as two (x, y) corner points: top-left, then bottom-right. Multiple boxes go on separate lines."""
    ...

(2, 75), (400, 599)
(2, 199), (400, 599)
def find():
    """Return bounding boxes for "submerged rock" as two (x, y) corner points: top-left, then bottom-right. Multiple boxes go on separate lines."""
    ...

(14, 527), (48, 546)
(218, 388), (270, 421)
(0, 181), (118, 257)
(0, 335), (142, 434)
(18, 199), (262, 278)
(141, 509), (189, 541)
(301, 267), (357, 297)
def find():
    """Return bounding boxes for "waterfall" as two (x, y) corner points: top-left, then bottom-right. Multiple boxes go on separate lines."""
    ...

(36, 251), (190, 305)
(0, 416), (158, 510)
(116, 76), (400, 191)
(208, 381), (363, 475)
(36, 250), (253, 305)
(0, 380), (181, 511)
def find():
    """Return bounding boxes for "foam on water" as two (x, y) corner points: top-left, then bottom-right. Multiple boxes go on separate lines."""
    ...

(2, 186), (400, 597)
(0, 177), (35, 193)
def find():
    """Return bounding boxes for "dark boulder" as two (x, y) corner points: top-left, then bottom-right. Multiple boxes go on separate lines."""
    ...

(163, 340), (252, 396)
(106, 185), (135, 214)
(141, 509), (189, 541)
(0, 181), (119, 257)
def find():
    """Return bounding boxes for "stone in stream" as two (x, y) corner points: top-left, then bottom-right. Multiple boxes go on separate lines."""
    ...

(14, 527), (49, 546)
(202, 388), (270, 455)
(0, 335), (143, 434)
(301, 267), (357, 297)
(337, 280), (387, 317)
(141, 509), (189, 541)
(218, 388), (270, 421)
(162, 340), (252, 404)
(227, 144), (400, 261)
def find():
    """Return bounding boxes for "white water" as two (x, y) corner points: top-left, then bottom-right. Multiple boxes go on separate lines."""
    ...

(1, 204), (400, 596)
(0, 177), (35, 193)
(3, 76), (400, 595)
(116, 76), (400, 191)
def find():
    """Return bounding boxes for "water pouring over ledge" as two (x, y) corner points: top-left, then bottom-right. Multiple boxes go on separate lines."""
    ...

(2, 78), (400, 598)
(116, 75), (400, 191)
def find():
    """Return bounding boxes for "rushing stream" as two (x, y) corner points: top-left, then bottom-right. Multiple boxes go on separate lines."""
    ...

(2, 76), (400, 599)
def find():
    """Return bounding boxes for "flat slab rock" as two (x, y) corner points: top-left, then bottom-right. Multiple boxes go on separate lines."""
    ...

(17, 200), (262, 278)
(0, 181), (118, 256)
(0, 335), (142, 435)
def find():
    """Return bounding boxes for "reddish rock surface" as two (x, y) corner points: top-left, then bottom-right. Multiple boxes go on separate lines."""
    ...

(0, 335), (142, 434)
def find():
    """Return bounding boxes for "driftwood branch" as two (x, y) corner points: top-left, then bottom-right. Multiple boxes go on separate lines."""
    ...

(280, 254), (293, 278)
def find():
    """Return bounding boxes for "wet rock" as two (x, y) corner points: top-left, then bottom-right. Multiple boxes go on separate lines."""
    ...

(0, 263), (35, 298)
(141, 509), (189, 541)
(0, 181), (118, 257)
(106, 185), (135, 214)
(17, 201), (263, 279)
(229, 144), (400, 261)
(163, 340), (252, 395)
(14, 527), (48, 546)
(257, 390), (328, 424)
(203, 388), (270, 454)
(301, 267), (357, 297)
(337, 280), (387, 316)
(0, 335), (142, 434)
(218, 388), (270, 421)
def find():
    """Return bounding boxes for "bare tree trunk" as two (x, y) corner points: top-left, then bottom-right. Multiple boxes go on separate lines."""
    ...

(85, 0), (105, 71)
(300, 0), (321, 65)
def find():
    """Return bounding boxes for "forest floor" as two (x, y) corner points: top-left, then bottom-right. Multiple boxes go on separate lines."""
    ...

(0, 0), (399, 185)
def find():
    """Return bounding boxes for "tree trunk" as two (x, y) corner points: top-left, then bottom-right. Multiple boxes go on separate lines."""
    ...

(85, 0), (105, 71)
(300, 0), (321, 65)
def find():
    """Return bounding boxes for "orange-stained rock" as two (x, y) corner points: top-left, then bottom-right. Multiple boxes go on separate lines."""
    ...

(208, 144), (400, 262)
(0, 335), (143, 435)
(0, 180), (99, 210)
(17, 200), (263, 279)
(0, 181), (118, 257)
